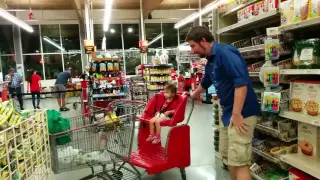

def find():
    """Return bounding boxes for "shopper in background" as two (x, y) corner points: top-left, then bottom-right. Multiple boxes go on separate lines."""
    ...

(26, 70), (42, 109)
(187, 26), (260, 180)
(5, 68), (24, 110)
(54, 68), (72, 111)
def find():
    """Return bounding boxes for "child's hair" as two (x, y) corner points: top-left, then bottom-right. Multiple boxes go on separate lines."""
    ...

(164, 83), (177, 94)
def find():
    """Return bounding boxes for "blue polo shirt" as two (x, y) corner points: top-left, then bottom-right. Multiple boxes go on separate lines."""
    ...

(201, 42), (260, 126)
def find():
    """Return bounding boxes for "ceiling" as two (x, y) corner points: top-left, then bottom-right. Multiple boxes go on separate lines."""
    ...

(3, 0), (213, 10)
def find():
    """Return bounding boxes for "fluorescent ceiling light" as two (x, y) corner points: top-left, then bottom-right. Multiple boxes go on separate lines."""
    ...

(148, 33), (164, 46)
(110, 28), (115, 33)
(174, 0), (227, 29)
(43, 36), (65, 52)
(0, 8), (33, 33)
(103, 0), (113, 31)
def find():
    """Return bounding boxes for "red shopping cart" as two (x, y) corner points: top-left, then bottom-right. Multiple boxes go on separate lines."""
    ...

(129, 91), (194, 180)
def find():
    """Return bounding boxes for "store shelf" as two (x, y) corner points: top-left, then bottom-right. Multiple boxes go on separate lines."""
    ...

(92, 57), (121, 61)
(280, 154), (320, 179)
(249, 72), (260, 77)
(217, 10), (279, 35)
(280, 69), (320, 75)
(145, 73), (171, 76)
(279, 111), (320, 127)
(147, 81), (170, 83)
(255, 123), (297, 142)
(143, 64), (173, 68)
(239, 44), (264, 53)
(97, 77), (120, 81)
(221, 0), (259, 17)
(279, 17), (320, 32)
(252, 147), (289, 169)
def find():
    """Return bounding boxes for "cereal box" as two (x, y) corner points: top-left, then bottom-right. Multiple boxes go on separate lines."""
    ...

(254, 1), (266, 16)
(267, 0), (279, 11)
(280, 0), (294, 25)
(293, 0), (309, 22)
(247, 4), (255, 18)
(309, 0), (320, 19)
(298, 122), (320, 159)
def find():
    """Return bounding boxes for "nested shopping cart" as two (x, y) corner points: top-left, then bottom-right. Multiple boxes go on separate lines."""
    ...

(50, 102), (145, 180)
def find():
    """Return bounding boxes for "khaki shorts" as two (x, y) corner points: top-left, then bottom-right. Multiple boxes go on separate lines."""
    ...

(53, 84), (66, 98)
(219, 116), (258, 166)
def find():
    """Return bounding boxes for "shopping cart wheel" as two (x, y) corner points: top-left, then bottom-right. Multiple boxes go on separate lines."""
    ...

(180, 168), (186, 180)
(111, 169), (123, 180)
(73, 103), (78, 110)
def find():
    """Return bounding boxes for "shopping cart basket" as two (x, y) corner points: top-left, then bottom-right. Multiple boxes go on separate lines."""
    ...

(103, 92), (194, 180)
(50, 102), (144, 180)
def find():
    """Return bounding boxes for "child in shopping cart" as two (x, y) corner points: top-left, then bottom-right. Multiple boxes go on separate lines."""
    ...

(146, 83), (177, 144)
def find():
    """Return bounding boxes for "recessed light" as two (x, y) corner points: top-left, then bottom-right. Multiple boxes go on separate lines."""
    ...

(128, 27), (133, 33)
(110, 29), (115, 33)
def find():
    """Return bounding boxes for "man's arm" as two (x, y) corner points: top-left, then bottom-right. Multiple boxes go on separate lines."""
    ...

(232, 85), (247, 116)
(191, 71), (211, 99)
(191, 85), (205, 99)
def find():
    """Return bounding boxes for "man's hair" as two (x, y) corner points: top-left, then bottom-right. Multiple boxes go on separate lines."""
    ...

(165, 83), (177, 94)
(185, 26), (214, 43)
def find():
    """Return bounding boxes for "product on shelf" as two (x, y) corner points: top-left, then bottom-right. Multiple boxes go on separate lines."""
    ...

(298, 122), (320, 159)
(113, 62), (119, 71)
(293, 0), (309, 22)
(254, 1), (266, 16)
(293, 39), (320, 68)
(261, 92), (281, 113)
(107, 62), (114, 71)
(289, 168), (316, 180)
(290, 81), (320, 117)
(100, 63), (106, 72)
(280, 0), (294, 25)
(265, 39), (280, 61)
(309, 0), (320, 19)
(262, 66), (280, 87)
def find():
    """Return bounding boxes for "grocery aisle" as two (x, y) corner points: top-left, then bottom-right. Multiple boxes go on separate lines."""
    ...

(22, 98), (230, 180)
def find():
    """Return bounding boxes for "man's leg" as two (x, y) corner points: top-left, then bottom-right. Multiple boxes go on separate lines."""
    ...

(56, 98), (62, 108)
(227, 116), (257, 180)
(16, 87), (24, 110)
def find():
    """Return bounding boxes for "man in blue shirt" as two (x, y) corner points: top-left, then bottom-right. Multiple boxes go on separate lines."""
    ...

(187, 26), (260, 180)
(54, 68), (72, 111)
(5, 68), (24, 110)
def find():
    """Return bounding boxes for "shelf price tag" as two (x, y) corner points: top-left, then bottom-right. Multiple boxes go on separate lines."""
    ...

(312, 120), (320, 126)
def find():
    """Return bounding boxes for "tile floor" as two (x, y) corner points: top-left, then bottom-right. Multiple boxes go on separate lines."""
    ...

(22, 97), (231, 180)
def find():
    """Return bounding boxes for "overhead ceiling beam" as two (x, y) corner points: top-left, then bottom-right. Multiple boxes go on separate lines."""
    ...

(143, 0), (163, 18)
(71, 0), (83, 20)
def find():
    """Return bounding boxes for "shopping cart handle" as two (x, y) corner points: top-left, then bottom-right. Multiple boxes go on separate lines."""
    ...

(185, 99), (194, 125)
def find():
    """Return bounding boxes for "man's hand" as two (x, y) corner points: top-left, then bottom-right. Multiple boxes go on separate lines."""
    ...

(190, 91), (198, 99)
(229, 114), (248, 135)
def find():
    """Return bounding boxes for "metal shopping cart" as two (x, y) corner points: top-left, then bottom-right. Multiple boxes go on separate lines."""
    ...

(49, 101), (145, 180)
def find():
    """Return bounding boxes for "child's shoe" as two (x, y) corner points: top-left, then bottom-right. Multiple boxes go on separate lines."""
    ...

(152, 135), (161, 144)
(146, 134), (155, 142)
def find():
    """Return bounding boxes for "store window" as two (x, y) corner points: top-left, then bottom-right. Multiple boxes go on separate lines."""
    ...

(43, 54), (63, 79)
(94, 24), (122, 50)
(145, 23), (162, 49)
(179, 22), (194, 44)
(61, 24), (81, 52)
(21, 25), (41, 54)
(23, 55), (44, 80)
(124, 50), (140, 75)
(41, 25), (61, 53)
(63, 53), (82, 78)
(162, 23), (178, 48)
(0, 25), (14, 55)
(0, 56), (16, 80)
(122, 24), (139, 49)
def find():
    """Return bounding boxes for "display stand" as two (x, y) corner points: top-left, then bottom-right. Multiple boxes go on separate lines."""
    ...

(212, 0), (320, 179)
(137, 64), (173, 98)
